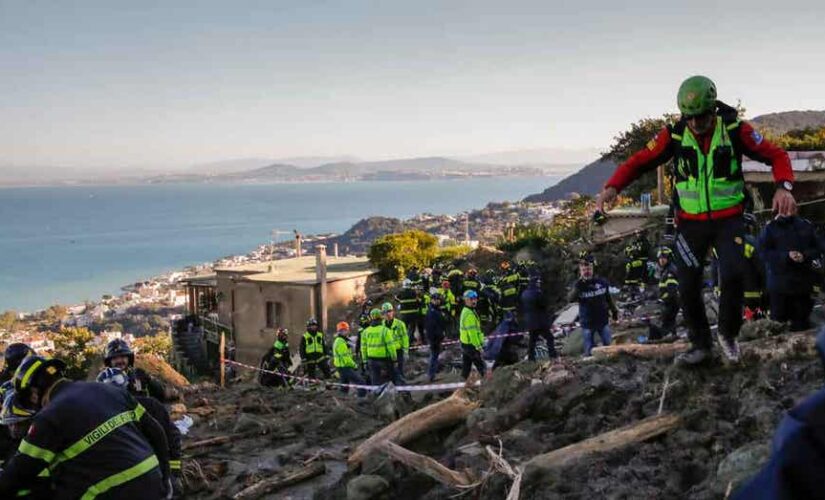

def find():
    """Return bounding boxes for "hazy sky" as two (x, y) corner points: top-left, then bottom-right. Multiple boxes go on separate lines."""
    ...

(2, 0), (824, 169)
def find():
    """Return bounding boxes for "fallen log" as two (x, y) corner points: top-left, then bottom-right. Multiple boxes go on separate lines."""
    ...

(591, 342), (689, 360)
(231, 462), (326, 499)
(380, 441), (473, 488)
(525, 413), (682, 472)
(348, 388), (479, 469)
(742, 330), (816, 361)
(182, 428), (274, 451)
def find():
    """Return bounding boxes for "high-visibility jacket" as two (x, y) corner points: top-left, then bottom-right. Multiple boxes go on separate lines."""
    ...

(396, 288), (421, 317)
(419, 293), (431, 315)
(672, 116), (744, 215)
(460, 307), (484, 349)
(301, 330), (326, 357)
(332, 335), (357, 369)
(385, 318), (409, 352)
(272, 339), (289, 361)
(0, 381), (167, 499)
(360, 323), (397, 361)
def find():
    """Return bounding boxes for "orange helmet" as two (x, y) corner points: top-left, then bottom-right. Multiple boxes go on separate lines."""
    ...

(500, 260), (511, 270)
(336, 321), (350, 333)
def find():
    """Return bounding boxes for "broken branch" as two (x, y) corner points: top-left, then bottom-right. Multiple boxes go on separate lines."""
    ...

(231, 462), (326, 499)
(380, 441), (473, 488)
(592, 342), (689, 360)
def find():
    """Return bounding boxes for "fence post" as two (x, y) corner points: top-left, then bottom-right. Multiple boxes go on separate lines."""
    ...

(219, 332), (226, 388)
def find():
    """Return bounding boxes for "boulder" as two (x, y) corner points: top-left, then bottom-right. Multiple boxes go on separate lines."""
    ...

(714, 442), (771, 494)
(347, 474), (390, 500)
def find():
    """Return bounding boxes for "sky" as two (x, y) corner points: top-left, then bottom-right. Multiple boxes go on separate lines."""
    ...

(2, 0), (824, 170)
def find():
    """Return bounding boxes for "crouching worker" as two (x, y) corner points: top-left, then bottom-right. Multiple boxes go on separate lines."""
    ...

(260, 328), (291, 387)
(569, 253), (618, 357)
(103, 338), (175, 402)
(1, 390), (51, 498)
(332, 322), (367, 397)
(0, 356), (171, 499)
(459, 290), (486, 380)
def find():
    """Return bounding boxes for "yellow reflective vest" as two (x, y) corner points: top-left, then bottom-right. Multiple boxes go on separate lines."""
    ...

(460, 307), (484, 349)
(332, 336), (357, 369)
(360, 323), (397, 361)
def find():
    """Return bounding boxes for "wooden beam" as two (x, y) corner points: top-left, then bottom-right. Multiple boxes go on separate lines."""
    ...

(591, 342), (689, 360)
(525, 413), (682, 471)
(380, 441), (473, 488)
(231, 462), (326, 499)
(348, 388), (479, 469)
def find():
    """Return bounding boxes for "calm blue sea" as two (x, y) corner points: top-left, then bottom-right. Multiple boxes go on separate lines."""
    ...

(0, 177), (558, 312)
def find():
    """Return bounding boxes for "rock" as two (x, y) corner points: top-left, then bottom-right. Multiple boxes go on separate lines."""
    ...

(347, 474), (390, 500)
(232, 412), (269, 434)
(466, 407), (497, 431)
(562, 328), (584, 357)
(739, 319), (787, 341)
(714, 442), (771, 494)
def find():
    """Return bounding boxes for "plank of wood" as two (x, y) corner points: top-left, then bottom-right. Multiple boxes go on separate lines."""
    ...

(380, 441), (473, 487)
(591, 342), (689, 360)
(231, 462), (326, 499)
(525, 413), (682, 471)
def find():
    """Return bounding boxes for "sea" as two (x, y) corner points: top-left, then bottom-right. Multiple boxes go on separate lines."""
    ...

(0, 177), (559, 312)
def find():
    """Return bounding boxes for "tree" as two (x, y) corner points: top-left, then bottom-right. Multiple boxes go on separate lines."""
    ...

(0, 311), (17, 332)
(133, 332), (173, 360)
(40, 305), (68, 326)
(368, 230), (439, 280)
(767, 126), (825, 151)
(50, 327), (99, 380)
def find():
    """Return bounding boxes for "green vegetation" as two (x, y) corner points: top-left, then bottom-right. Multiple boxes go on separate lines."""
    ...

(768, 126), (825, 151)
(133, 332), (173, 360)
(50, 326), (99, 380)
(368, 230), (439, 280)
(0, 311), (17, 332)
(433, 245), (472, 265)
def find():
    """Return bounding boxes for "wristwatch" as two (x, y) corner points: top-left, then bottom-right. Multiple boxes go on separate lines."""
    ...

(777, 181), (793, 191)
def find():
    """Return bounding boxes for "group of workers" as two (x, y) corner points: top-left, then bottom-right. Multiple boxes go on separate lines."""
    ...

(0, 339), (180, 499)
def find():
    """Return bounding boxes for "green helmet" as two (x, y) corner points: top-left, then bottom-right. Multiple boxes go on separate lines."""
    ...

(677, 75), (717, 116)
(380, 302), (394, 313)
(369, 308), (382, 320)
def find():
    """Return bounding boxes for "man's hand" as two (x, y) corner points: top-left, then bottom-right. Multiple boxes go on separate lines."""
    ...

(789, 251), (804, 263)
(773, 188), (796, 216)
(596, 187), (618, 213)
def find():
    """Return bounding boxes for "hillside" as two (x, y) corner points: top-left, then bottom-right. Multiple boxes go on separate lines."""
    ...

(751, 110), (825, 135)
(523, 157), (617, 202)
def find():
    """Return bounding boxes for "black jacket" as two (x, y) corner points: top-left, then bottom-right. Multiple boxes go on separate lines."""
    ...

(0, 380), (169, 500)
(568, 277), (618, 330)
(520, 282), (551, 330)
(424, 305), (448, 343)
(136, 396), (181, 469)
(760, 216), (824, 294)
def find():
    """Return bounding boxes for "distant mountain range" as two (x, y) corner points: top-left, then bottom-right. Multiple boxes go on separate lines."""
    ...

(751, 110), (825, 135)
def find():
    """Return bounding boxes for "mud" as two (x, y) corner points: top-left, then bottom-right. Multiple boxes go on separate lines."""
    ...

(179, 321), (824, 499)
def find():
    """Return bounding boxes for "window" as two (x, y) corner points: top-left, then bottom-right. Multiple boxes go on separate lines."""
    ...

(265, 301), (283, 328)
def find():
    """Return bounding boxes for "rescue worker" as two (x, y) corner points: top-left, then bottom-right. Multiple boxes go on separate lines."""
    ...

(357, 299), (374, 333)
(477, 276), (501, 333)
(517, 260), (531, 291)
(760, 213), (824, 331)
(447, 267), (465, 298)
(360, 309), (399, 386)
(98, 366), (183, 498)
(300, 318), (331, 380)
(521, 275), (556, 360)
(569, 254), (618, 357)
(406, 266), (423, 290)
(424, 292), (448, 383)
(382, 302), (409, 381)
(623, 239), (647, 298)
(462, 267), (481, 295)
(459, 290), (486, 379)
(396, 279), (422, 344)
(0, 343), (34, 387)
(597, 75), (796, 365)
(260, 328), (291, 387)
(1, 390), (51, 498)
(440, 280), (458, 338)
(332, 322), (366, 397)
(0, 356), (171, 499)
(742, 216), (767, 320)
(499, 261), (521, 317)
(102, 339), (171, 402)
(648, 247), (681, 341)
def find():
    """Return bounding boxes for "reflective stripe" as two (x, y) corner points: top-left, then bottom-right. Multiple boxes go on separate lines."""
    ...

(744, 291), (762, 298)
(80, 454), (159, 500)
(20, 360), (43, 390)
(51, 405), (146, 470)
(169, 459), (181, 470)
(19, 440), (56, 463)
(676, 188), (699, 200)
(726, 122), (739, 131)
(671, 133), (683, 140)
(712, 185), (742, 198)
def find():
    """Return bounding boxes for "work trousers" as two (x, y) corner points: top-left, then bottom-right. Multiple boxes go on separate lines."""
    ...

(427, 337), (442, 381)
(396, 349), (407, 383)
(337, 367), (367, 397)
(528, 328), (557, 360)
(368, 358), (400, 386)
(461, 344), (486, 379)
(673, 217), (745, 349)
(770, 292), (813, 332)
(582, 325), (612, 356)
(648, 300), (679, 340)
(304, 353), (331, 380)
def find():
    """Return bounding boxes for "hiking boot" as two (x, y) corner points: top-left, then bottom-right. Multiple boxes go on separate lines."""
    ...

(674, 347), (711, 367)
(717, 335), (741, 363)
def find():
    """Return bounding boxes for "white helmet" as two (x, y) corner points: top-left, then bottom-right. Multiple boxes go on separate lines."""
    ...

(402, 279), (412, 288)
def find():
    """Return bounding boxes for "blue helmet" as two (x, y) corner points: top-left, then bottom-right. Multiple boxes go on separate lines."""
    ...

(463, 290), (478, 300)
(96, 367), (130, 390)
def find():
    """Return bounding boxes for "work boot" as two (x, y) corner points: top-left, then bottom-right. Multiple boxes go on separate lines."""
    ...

(674, 346), (711, 367)
(717, 335), (741, 363)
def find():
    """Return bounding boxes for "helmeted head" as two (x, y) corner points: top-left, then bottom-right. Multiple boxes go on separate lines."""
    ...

(430, 291), (443, 304)
(467, 267), (478, 277)
(381, 302), (395, 319)
(13, 355), (66, 411)
(657, 246), (673, 266)
(678, 75), (717, 135)
(104, 339), (134, 369)
(402, 279), (412, 289)
(441, 280), (450, 289)
(96, 366), (130, 390)
(336, 321), (350, 335)
(500, 260), (511, 271)
(369, 308), (383, 321)
(463, 290), (478, 306)
(2, 343), (35, 380)
(306, 318), (319, 332)
(277, 327), (289, 342)
(1, 389), (36, 439)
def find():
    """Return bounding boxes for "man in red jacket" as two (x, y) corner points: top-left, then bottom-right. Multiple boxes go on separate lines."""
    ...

(596, 75), (796, 366)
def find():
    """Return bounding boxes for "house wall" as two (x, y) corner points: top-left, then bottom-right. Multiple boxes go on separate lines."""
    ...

(323, 275), (372, 326)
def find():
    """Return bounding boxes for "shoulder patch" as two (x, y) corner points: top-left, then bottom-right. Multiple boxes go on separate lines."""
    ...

(646, 138), (657, 151)
(751, 129), (764, 145)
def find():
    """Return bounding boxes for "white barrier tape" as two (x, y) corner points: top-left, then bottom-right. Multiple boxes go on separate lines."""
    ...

(224, 359), (476, 393)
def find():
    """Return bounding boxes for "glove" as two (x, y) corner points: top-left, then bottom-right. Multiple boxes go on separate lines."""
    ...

(592, 210), (607, 225)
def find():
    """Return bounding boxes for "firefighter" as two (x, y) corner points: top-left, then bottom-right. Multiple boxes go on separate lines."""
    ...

(462, 267), (481, 295)
(300, 318), (331, 380)
(0, 343), (34, 387)
(648, 247), (680, 341)
(440, 280), (458, 338)
(260, 328), (291, 387)
(624, 239), (647, 298)
(477, 273), (501, 333)
(102, 339), (172, 402)
(396, 279), (422, 344)
(742, 215), (766, 320)
(499, 261), (521, 317)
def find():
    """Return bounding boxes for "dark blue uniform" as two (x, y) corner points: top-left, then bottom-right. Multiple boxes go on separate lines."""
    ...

(520, 280), (556, 360)
(569, 276), (618, 356)
(0, 381), (169, 500)
(424, 303), (448, 382)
